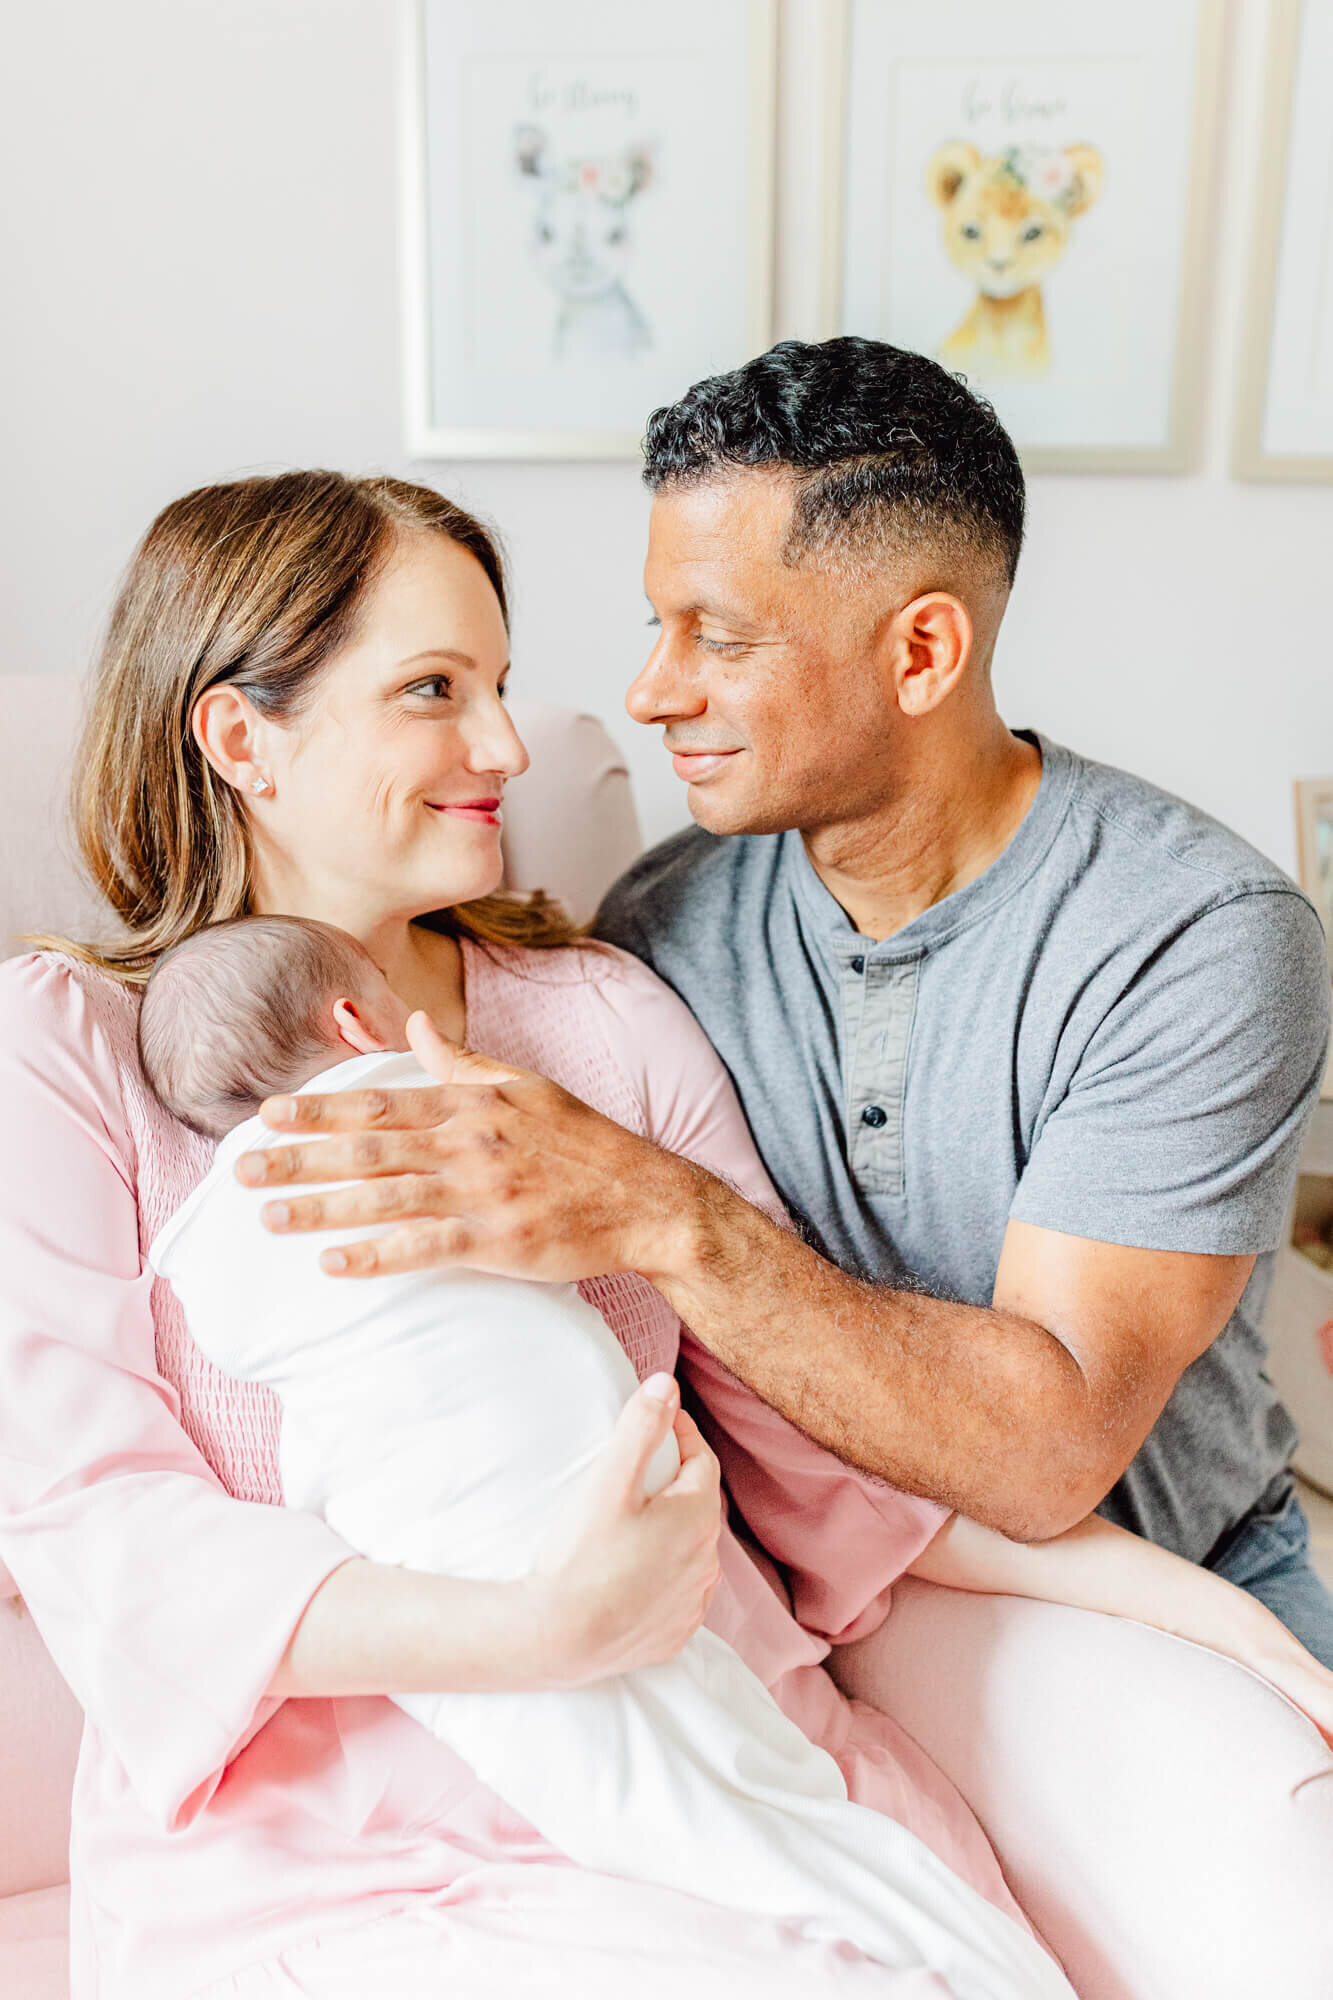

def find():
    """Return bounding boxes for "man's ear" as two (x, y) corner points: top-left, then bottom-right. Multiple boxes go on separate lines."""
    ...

(926, 141), (981, 211)
(332, 998), (387, 1056)
(885, 592), (974, 719)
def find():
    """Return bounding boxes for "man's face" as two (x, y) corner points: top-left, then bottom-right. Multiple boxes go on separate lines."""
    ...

(631, 471), (904, 838)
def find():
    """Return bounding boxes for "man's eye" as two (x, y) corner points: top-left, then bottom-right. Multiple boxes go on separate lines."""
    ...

(696, 635), (746, 657)
(645, 614), (661, 629)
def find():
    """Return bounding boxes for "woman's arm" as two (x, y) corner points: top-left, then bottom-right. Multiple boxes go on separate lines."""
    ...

(910, 1510), (1333, 1743)
(272, 1382), (721, 1697)
(0, 958), (721, 1831)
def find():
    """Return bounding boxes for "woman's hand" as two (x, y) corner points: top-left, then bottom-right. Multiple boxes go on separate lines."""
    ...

(520, 1372), (725, 1687)
(1250, 1645), (1333, 1750)
(271, 1374), (723, 1702)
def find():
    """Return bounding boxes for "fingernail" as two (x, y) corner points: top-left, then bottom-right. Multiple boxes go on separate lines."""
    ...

(265, 1097), (298, 1124)
(642, 1371), (677, 1404)
(235, 1154), (266, 1185)
(264, 1202), (291, 1228)
(322, 1249), (348, 1274)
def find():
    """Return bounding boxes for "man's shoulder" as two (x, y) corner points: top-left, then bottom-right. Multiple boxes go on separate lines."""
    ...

(1062, 744), (1300, 908)
(595, 823), (780, 959)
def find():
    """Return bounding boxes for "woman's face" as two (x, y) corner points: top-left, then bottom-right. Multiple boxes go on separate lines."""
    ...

(246, 530), (527, 926)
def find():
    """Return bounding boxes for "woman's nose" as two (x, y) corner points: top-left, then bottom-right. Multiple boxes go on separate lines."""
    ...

(464, 694), (530, 780)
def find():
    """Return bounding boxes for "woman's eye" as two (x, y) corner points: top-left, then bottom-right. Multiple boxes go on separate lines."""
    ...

(406, 675), (453, 699)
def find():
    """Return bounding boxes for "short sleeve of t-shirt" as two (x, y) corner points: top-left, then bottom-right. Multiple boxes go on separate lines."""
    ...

(1009, 888), (1331, 1254)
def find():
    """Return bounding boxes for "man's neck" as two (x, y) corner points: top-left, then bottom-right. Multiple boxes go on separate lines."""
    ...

(803, 723), (1043, 943)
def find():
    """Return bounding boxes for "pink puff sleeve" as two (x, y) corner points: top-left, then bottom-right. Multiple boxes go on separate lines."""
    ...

(593, 950), (949, 1645)
(0, 955), (355, 1830)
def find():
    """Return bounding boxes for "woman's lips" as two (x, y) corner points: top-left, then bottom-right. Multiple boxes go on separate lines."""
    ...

(426, 798), (502, 825)
(670, 749), (740, 783)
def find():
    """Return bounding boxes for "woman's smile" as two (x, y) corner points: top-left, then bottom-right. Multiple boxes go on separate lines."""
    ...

(426, 795), (502, 826)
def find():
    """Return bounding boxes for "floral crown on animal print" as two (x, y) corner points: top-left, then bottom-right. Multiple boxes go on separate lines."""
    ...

(994, 146), (1083, 211)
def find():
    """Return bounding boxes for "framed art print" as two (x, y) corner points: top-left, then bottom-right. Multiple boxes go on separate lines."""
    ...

(1295, 777), (1333, 975)
(403, 0), (777, 461)
(819, 0), (1223, 472)
(1233, 0), (1333, 481)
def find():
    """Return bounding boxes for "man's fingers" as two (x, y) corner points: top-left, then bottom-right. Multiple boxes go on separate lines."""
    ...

(316, 1217), (479, 1278)
(406, 1011), (529, 1088)
(256, 1081), (474, 1136)
(257, 1171), (467, 1235)
(237, 1125), (472, 1190)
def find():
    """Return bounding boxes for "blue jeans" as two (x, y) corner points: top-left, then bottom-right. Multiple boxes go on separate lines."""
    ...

(1208, 1472), (1333, 1669)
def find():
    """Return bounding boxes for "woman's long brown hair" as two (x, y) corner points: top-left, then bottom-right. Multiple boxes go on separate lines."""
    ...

(29, 471), (580, 983)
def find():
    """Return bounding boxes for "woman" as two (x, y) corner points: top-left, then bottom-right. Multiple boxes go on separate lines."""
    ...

(0, 472), (1035, 1999)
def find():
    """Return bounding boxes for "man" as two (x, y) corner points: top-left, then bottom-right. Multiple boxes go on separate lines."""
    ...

(250, 339), (1332, 1660)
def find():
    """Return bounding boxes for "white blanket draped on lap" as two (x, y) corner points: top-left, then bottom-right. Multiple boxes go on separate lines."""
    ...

(150, 1051), (1074, 2000)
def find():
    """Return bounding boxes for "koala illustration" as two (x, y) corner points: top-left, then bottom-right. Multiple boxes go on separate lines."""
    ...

(514, 124), (655, 362)
(925, 141), (1104, 379)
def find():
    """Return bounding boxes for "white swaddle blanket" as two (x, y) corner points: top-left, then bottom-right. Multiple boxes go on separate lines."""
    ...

(149, 1050), (1072, 2000)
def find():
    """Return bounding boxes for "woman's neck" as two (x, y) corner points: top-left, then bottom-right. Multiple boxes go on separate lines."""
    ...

(251, 891), (468, 1043)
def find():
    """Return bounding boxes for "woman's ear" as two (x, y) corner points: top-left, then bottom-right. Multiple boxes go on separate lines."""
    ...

(886, 592), (974, 719)
(192, 684), (269, 796)
(331, 998), (388, 1055)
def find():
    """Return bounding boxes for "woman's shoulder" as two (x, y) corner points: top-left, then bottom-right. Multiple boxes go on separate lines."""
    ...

(0, 948), (138, 1054)
(466, 935), (749, 1157)
(0, 951), (142, 1173)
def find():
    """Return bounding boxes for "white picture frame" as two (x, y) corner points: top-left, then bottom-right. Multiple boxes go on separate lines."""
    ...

(1295, 777), (1333, 976)
(402, 0), (777, 462)
(1233, 0), (1333, 481)
(817, 0), (1223, 474)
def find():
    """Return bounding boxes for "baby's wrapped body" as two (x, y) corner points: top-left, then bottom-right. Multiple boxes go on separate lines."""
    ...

(152, 1052), (1072, 2000)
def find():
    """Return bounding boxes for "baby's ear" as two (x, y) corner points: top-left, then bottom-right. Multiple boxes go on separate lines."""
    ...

(926, 141), (982, 210)
(332, 997), (386, 1055)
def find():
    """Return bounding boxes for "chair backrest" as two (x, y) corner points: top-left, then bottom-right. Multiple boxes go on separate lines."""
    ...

(0, 678), (644, 955)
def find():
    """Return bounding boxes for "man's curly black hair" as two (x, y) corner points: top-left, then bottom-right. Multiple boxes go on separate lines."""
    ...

(642, 336), (1025, 588)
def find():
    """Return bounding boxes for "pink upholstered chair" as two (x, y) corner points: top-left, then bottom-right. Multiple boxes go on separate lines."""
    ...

(2, 675), (1331, 2000)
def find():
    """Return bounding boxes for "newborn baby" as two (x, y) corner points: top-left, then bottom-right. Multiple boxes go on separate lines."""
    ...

(142, 914), (1070, 2000)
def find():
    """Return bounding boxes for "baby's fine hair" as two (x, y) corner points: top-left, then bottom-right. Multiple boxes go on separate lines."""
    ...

(138, 914), (379, 1140)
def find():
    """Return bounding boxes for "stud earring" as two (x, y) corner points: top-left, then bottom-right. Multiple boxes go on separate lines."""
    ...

(250, 775), (272, 795)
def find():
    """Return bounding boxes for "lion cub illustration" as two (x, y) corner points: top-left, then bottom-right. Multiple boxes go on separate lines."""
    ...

(926, 142), (1104, 379)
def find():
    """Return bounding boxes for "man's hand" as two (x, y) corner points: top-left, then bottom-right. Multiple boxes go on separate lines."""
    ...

(235, 1011), (702, 1282)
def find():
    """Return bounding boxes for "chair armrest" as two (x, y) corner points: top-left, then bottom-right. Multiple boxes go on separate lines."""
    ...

(831, 1579), (1333, 2000)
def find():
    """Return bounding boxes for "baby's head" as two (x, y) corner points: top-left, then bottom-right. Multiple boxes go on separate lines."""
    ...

(138, 915), (413, 1139)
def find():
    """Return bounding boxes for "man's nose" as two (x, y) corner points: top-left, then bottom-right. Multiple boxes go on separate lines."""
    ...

(625, 634), (706, 727)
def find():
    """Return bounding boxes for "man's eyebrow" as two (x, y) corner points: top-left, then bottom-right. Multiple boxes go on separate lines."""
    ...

(644, 596), (764, 629)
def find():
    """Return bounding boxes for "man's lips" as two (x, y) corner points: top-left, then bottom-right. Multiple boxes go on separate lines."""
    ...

(669, 748), (741, 783)
(426, 797), (502, 825)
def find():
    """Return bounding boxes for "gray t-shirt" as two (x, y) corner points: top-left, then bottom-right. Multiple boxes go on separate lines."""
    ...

(596, 732), (1332, 1562)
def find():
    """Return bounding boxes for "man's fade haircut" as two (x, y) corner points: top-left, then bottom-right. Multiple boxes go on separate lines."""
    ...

(642, 336), (1025, 589)
(138, 914), (379, 1140)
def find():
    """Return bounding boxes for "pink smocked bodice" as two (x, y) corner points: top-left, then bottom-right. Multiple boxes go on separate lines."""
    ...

(98, 936), (681, 1506)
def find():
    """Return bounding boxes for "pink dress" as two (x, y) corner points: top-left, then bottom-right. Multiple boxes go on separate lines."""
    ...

(0, 938), (1035, 1999)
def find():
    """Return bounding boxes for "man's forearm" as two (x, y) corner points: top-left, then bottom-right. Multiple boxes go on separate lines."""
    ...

(637, 1164), (1111, 1540)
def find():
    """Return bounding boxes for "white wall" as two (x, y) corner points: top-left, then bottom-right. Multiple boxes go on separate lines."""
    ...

(2, 0), (1330, 863)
